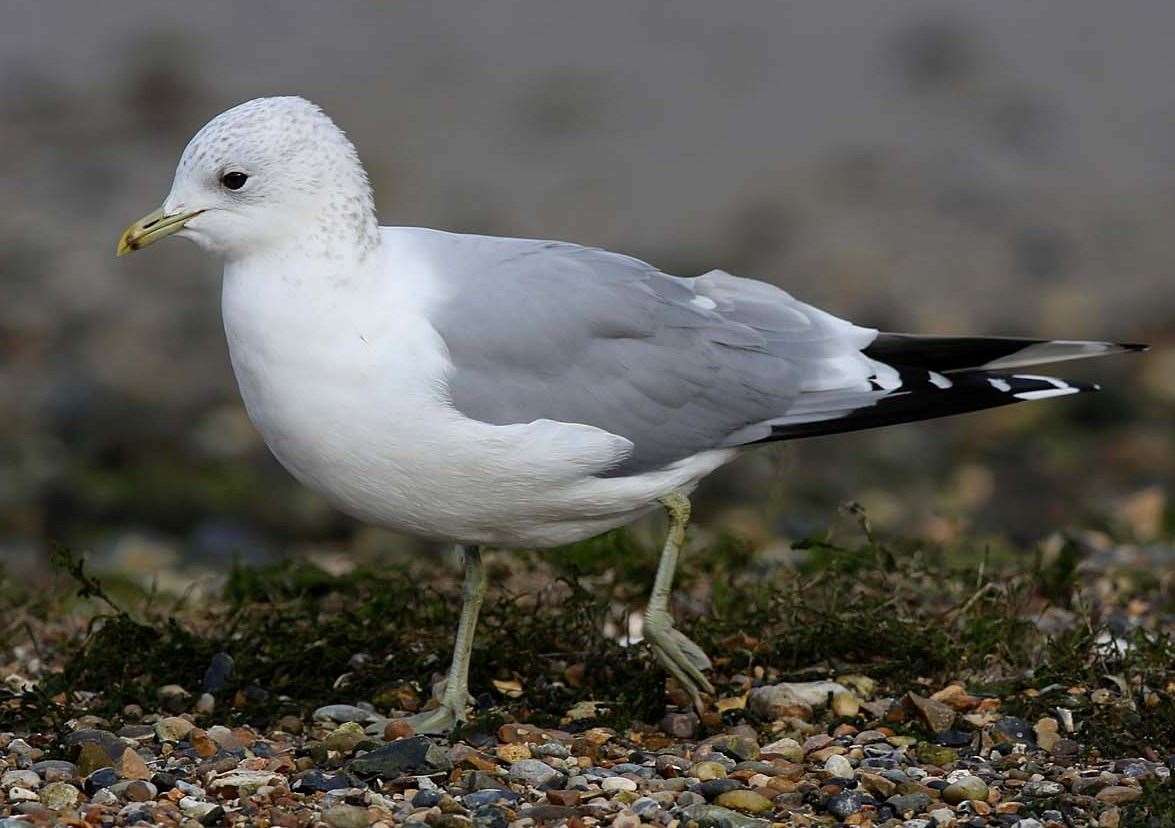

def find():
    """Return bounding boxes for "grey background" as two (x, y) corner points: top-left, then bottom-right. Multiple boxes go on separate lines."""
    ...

(2, 1), (1171, 572)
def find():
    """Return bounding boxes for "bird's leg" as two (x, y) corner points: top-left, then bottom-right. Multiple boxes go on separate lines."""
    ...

(400, 545), (486, 735)
(643, 492), (715, 713)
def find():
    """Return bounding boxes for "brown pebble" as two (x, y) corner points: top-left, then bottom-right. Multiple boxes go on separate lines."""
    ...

(495, 743), (531, 762)
(190, 728), (218, 758)
(384, 719), (415, 740)
(1096, 786), (1142, 805)
(116, 748), (151, 780)
(546, 790), (581, 807)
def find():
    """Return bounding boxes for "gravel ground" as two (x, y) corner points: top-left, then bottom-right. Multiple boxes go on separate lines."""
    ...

(0, 675), (1169, 828)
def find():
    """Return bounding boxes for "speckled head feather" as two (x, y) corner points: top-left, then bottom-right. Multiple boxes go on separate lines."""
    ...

(163, 96), (379, 260)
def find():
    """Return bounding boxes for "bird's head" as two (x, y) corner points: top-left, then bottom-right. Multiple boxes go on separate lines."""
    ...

(117, 96), (378, 261)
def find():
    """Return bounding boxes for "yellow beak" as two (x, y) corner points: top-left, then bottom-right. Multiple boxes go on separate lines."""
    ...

(116, 207), (202, 256)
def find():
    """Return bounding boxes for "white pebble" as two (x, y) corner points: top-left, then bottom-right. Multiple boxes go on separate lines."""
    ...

(824, 754), (855, 779)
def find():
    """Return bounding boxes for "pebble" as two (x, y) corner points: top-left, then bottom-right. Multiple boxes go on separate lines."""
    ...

(1096, 785), (1142, 804)
(507, 759), (562, 787)
(825, 753), (855, 778)
(602, 775), (638, 792)
(38, 781), (80, 810)
(313, 704), (383, 724)
(349, 736), (452, 777)
(942, 774), (988, 804)
(323, 803), (372, 828)
(690, 760), (728, 781)
(678, 802), (770, 827)
(714, 789), (773, 815)
(154, 716), (195, 742)
(0, 771), (39, 790)
(325, 721), (368, 753)
(826, 790), (868, 819)
(1021, 780), (1064, 797)
(759, 737), (804, 763)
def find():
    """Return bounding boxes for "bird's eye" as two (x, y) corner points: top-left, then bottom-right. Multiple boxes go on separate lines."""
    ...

(221, 171), (249, 190)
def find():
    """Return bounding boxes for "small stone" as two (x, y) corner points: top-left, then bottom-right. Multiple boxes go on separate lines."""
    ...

(384, 719), (415, 740)
(199, 805), (227, 826)
(832, 692), (861, 718)
(83, 767), (119, 794)
(690, 761), (728, 781)
(1095, 786), (1142, 805)
(115, 749), (151, 780)
(660, 712), (699, 738)
(611, 811), (641, 828)
(208, 769), (281, 797)
(494, 742), (531, 762)
(313, 704), (382, 724)
(860, 771), (896, 798)
(31, 760), (78, 782)
(1099, 806), (1121, 828)
(992, 717), (1035, 746)
(714, 789), (773, 815)
(888, 792), (932, 816)
(928, 806), (954, 826)
(154, 716), (195, 743)
(602, 776), (638, 792)
(826, 791), (867, 820)
(1021, 780), (1064, 798)
(195, 693), (216, 715)
(158, 683), (191, 713)
(1033, 718), (1060, 752)
(349, 736), (452, 777)
(699, 779), (743, 800)
(630, 796), (662, 817)
(906, 693), (956, 733)
(546, 789), (580, 807)
(75, 742), (115, 777)
(532, 741), (569, 759)
(323, 803), (372, 828)
(942, 775), (988, 804)
(759, 737), (804, 763)
(207, 724), (244, 750)
(916, 743), (958, 767)
(201, 652), (235, 694)
(1, 770), (40, 790)
(678, 802), (769, 827)
(507, 759), (561, 787)
(702, 734), (761, 762)
(325, 722), (368, 753)
(471, 804), (510, 828)
(39, 781), (80, 810)
(111, 779), (157, 801)
(824, 754), (854, 779)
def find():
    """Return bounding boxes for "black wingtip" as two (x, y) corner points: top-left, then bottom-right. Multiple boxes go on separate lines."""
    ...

(1119, 342), (1149, 352)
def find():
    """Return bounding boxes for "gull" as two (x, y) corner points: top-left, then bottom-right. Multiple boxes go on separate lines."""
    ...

(117, 97), (1144, 732)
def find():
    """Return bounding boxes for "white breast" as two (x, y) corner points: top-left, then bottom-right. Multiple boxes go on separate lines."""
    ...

(219, 236), (732, 547)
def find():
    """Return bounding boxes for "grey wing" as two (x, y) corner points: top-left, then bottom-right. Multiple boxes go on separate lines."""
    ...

(422, 232), (880, 475)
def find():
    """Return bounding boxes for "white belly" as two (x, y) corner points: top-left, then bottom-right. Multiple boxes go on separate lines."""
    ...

(220, 257), (733, 547)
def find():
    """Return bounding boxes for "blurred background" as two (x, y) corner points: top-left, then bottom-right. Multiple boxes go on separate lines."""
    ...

(1, 0), (1172, 583)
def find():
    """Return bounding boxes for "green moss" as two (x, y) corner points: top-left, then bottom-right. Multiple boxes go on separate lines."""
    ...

(5, 526), (1171, 756)
(1122, 781), (1175, 828)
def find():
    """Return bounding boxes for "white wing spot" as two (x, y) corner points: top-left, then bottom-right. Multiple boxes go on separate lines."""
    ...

(928, 371), (953, 389)
(690, 295), (717, 310)
(989, 378), (1012, 392)
(1014, 387), (1080, 400)
(1014, 374), (1070, 389)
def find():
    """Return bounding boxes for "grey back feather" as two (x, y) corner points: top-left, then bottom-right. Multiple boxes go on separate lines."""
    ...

(414, 230), (877, 475)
